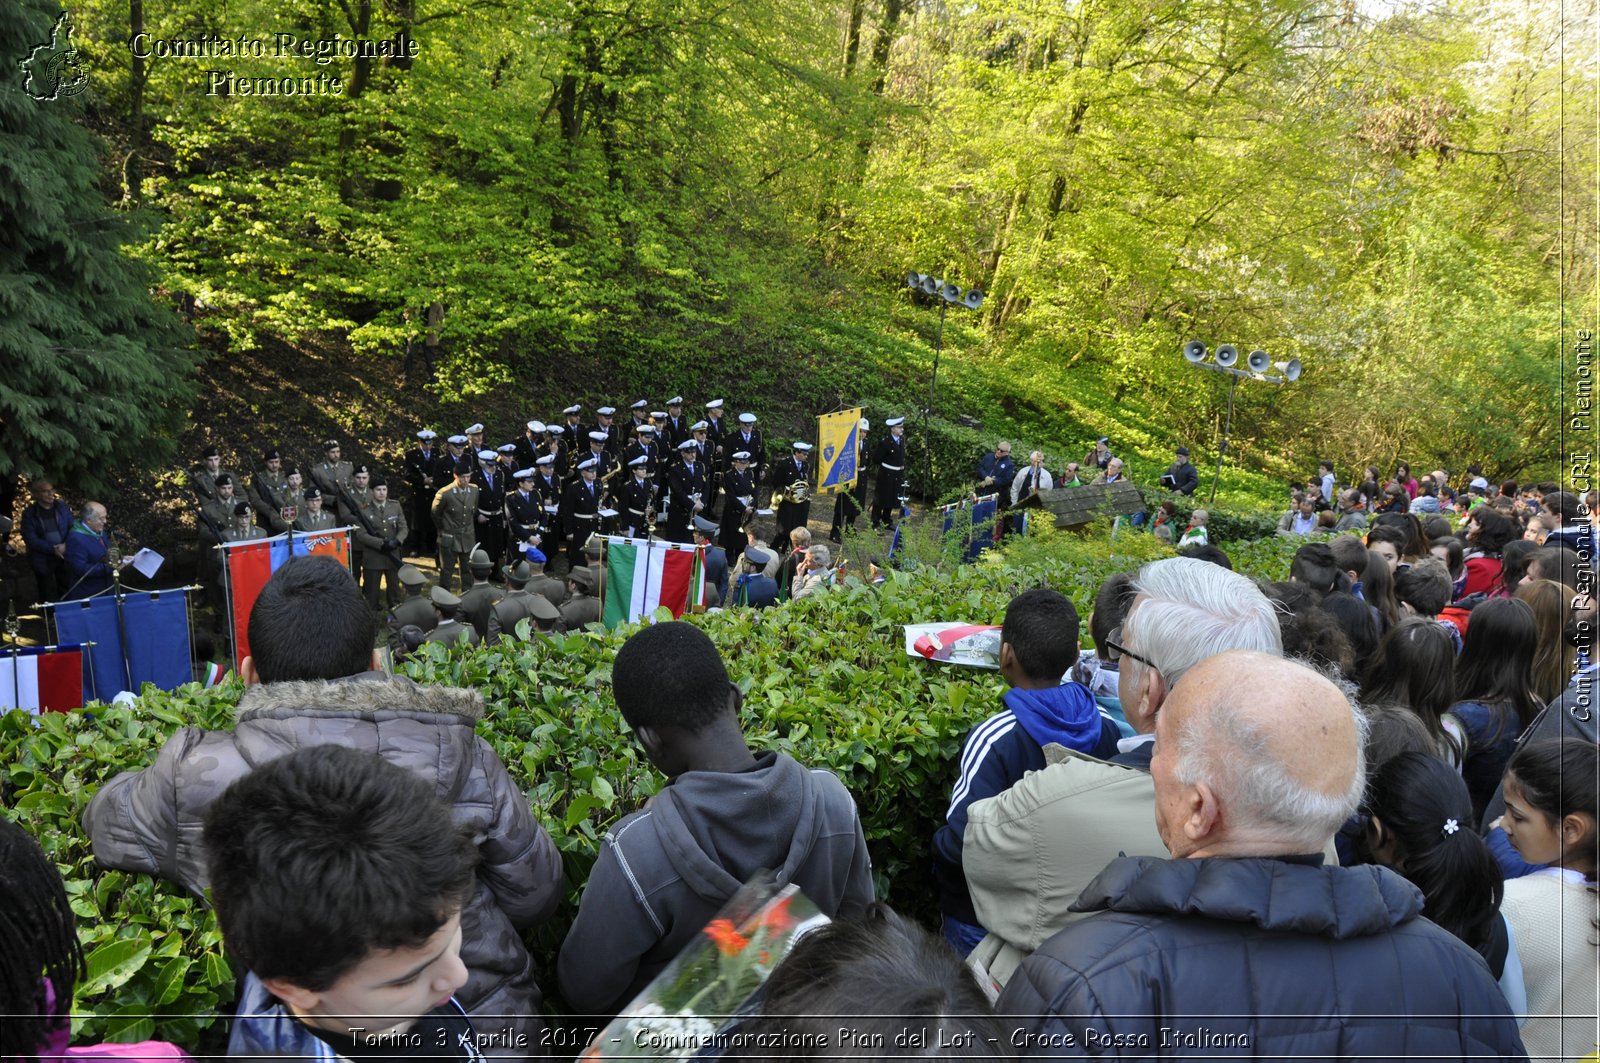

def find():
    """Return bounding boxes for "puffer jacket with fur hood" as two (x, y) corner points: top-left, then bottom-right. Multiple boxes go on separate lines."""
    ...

(82, 672), (563, 1048)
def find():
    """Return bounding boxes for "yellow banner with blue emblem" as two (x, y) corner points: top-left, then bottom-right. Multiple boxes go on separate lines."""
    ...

(816, 408), (864, 494)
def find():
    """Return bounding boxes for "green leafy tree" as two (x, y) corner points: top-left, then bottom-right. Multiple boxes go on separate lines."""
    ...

(0, 0), (196, 489)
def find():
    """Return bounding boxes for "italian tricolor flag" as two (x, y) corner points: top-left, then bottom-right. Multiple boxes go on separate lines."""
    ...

(0, 646), (84, 714)
(602, 537), (706, 627)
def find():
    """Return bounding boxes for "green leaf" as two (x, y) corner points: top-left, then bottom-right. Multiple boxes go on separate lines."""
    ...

(80, 936), (153, 997)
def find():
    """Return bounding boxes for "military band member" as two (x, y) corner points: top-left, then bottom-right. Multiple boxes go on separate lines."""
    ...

(660, 397), (689, 449)
(627, 400), (650, 438)
(623, 424), (662, 484)
(533, 454), (564, 558)
(248, 449), (292, 533)
(192, 445), (233, 504)
(573, 431), (615, 486)
(465, 422), (486, 454)
(293, 486), (338, 532)
(404, 429), (442, 555)
(443, 433), (470, 474)
(590, 407), (621, 460)
(310, 439), (354, 499)
(562, 457), (603, 570)
(496, 442), (520, 482)
(354, 476), (408, 609)
(506, 468), (546, 560)
(515, 422), (545, 473)
(472, 449), (508, 567)
(704, 399), (728, 449)
(431, 461), (479, 592)
(871, 417), (908, 531)
(559, 405), (585, 452)
(718, 451), (758, 554)
(386, 564), (436, 654)
(770, 442), (813, 549)
(538, 422), (570, 479)
(724, 413), (765, 488)
(618, 455), (656, 538)
(665, 439), (708, 544)
(423, 586), (480, 649)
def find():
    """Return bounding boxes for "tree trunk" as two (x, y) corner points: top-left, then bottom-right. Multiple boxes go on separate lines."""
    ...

(337, 0), (373, 202)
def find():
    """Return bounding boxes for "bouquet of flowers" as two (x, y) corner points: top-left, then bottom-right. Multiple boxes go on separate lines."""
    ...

(583, 878), (827, 1060)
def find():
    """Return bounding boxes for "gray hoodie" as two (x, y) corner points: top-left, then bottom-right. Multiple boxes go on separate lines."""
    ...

(557, 750), (874, 1016)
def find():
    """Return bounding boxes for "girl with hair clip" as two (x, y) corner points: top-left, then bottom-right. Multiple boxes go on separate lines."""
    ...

(1494, 739), (1600, 1063)
(1449, 598), (1545, 821)
(0, 817), (186, 1063)
(1356, 752), (1526, 1015)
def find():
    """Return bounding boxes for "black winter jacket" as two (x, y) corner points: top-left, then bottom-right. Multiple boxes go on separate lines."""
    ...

(998, 855), (1527, 1060)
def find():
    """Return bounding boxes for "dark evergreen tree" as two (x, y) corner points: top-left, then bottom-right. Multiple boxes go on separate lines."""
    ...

(0, 0), (195, 490)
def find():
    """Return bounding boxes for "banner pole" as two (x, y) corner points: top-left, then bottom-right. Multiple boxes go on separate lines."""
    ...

(597, 537), (608, 625)
(220, 542), (239, 673)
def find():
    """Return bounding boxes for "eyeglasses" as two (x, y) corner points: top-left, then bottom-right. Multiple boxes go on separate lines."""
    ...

(1104, 627), (1157, 672)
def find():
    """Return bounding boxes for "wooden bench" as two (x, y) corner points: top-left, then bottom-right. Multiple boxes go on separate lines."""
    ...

(1026, 481), (1147, 529)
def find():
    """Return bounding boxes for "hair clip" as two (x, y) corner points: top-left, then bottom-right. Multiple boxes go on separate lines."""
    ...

(1442, 819), (1460, 836)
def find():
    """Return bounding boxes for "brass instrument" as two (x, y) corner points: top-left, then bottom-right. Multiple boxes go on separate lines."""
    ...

(777, 480), (810, 505)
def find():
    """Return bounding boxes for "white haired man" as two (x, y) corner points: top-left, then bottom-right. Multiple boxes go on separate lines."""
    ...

(998, 652), (1526, 1059)
(962, 557), (1283, 984)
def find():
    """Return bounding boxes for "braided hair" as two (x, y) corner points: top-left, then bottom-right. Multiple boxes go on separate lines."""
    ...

(0, 816), (85, 1061)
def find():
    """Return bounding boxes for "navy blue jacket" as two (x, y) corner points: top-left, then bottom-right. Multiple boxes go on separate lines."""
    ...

(976, 452), (1017, 505)
(22, 500), (72, 556)
(733, 572), (778, 608)
(1000, 855), (1527, 1060)
(702, 545), (729, 607)
(63, 524), (113, 598)
(934, 684), (1119, 924)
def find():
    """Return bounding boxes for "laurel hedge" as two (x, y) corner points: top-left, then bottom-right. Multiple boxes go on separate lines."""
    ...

(0, 524), (1293, 1053)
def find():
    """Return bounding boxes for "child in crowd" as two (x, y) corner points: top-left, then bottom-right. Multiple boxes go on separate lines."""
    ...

(728, 903), (1007, 1062)
(203, 745), (484, 1062)
(1496, 739), (1600, 1063)
(0, 818), (187, 1062)
(1355, 752), (1525, 1015)
(933, 588), (1120, 956)
(558, 622), (873, 1018)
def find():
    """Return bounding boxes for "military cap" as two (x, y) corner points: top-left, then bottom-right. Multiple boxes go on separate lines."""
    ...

(567, 566), (597, 592)
(885, 417), (905, 427)
(430, 586), (461, 608)
(745, 545), (773, 567)
(588, 431), (609, 443)
(497, 443), (518, 455)
(678, 439), (698, 451)
(452, 459), (474, 475)
(469, 547), (493, 569)
(504, 560), (533, 583)
(650, 411), (667, 420)
(397, 564), (426, 587)
(732, 451), (752, 462)
(466, 423), (486, 435)
(284, 463), (300, 476)
(577, 457), (600, 471)
(705, 399), (724, 410)
(738, 413), (757, 425)
(792, 441), (814, 452)
(232, 501), (251, 516)
(263, 448), (282, 461)
(369, 475), (387, 488)
(629, 454), (651, 467)
(536, 454), (556, 466)
(354, 464), (370, 476)
(631, 399), (648, 410)
(416, 429), (438, 441)
(667, 396), (685, 406)
(303, 486), (322, 499)
(526, 420), (546, 434)
(564, 404), (583, 415)
(514, 468), (535, 481)
(523, 546), (547, 564)
(1097, 436), (1110, 445)
(324, 439), (341, 451)
(529, 594), (560, 623)
(477, 450), (497, 463)
(596, 406), (617, 416)
(447, 434), (468, 446)
(691, 420), (709, 432)
(200, 444), (220, 459)
(692, 514), (719, 535)
(638, 424), (657, 434)
(214, 473), (234, 487)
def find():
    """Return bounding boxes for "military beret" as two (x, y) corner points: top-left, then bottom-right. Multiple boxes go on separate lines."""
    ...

(214, 473), (234, 487)
(303, 486), (322, 499)
(232, 501), (251, 516)
(369, 475), (387, 488)
(263, 448), (281, 461)
(324, 439), (341, 451)
(354, 464), (370, 476)
(200, 445), (220, 459)
(523, 546), (547, 564)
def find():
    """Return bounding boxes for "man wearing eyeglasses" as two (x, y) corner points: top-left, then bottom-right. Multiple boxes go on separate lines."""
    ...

(959, 557), (1283, 990)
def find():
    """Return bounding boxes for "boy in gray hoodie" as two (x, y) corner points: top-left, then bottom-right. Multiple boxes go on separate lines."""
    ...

(558, 622), (875, 1018)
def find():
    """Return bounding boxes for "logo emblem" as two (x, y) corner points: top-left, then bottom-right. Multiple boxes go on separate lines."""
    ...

(20, 11), (89, 101)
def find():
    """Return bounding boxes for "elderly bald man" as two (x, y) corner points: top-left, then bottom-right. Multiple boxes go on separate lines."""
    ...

(999, 651), (1526, 1060)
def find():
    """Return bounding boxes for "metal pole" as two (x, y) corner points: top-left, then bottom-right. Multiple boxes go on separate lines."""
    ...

(1208, 374), (1240, 504)
(921, 301), (947, 505)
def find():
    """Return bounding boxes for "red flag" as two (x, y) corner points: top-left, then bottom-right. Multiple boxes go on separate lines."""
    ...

(225, 539), (279, 665)
(37, 649), (82, 712)
(294, 528), (351, 568)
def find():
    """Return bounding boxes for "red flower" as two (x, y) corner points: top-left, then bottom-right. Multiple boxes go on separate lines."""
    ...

(759, 894), (795, 934)
(704, 918), (750, 956)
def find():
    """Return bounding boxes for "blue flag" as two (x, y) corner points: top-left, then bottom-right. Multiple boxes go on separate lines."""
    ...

(54, 590), (193, 701)
(941, 497), (998, 562)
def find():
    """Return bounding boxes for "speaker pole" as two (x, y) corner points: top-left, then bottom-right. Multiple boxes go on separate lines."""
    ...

(1209, 373), (1239, 505)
